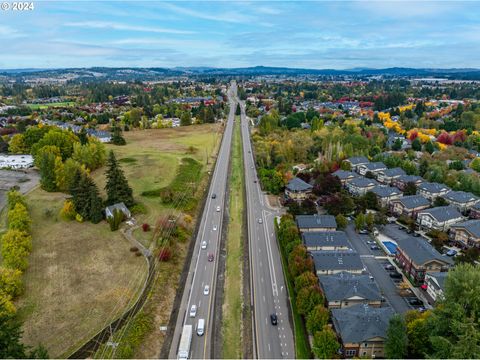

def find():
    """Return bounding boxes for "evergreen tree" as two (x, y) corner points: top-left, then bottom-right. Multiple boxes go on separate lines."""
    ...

(385, 314), (408, 359)
(111, 125), (126, 145)
(78, 127), (88, 145)
(87, 180), (104, 224)
(38, 152), (57, 192)
(105, 151), (134, 207)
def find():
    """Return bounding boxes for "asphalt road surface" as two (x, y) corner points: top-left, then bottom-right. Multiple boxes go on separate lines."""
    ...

(169, 82), (236, 359)
(239, 101), (295, 359)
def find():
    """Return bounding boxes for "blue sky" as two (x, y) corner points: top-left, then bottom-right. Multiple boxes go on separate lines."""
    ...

(1, 1), (479, 69)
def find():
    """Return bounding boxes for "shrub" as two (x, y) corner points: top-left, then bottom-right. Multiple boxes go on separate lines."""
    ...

(0, 293), (17, 317)
(75, 213), (83, 223)
(131, 203), (147, 215)
(6, 190), (26, 211)
(142, 223), (150, 232)
(8, 203), (31, 233)
(158, 248), (172, 262)
(130, 246), (139, 252)
(0, 267), (23, 298)
(107, 209), (124, 231)
(60, 200), (76, 221)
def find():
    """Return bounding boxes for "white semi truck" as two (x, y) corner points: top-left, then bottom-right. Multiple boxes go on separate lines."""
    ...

(177, 325), (193, 360)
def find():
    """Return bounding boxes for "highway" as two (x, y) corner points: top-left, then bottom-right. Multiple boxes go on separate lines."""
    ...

(239, 100), (295, 358)
(169, 82), (236, 359)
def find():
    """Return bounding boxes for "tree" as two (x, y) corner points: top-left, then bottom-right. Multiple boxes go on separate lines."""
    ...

(385, 314), (408, 359)
(8, 134), (28, 154)
(335, 214), (347, 229)
(405, 310), (431, 358)
(288, 245), (314, 278)
(364, 191), (379, 210)
(403, 182), (417, 196)
(306, 305), (329, 335)
(392, 138), (402, 151)
(425, 140), (435, 154)
(411, 138), (422, 151)
(72, 140), (106, 170)
(111, 125), (126, 145)
(365, 212), (375, 232)
(313, 174), (341, 196)
(0, 267), (23, 298)
(312, 326), (340, 359)
(355, 212), (366, 231)
(32, 129), (79, 160)
(294, 271), (318, 293)
(471, 158), (480, 173)
(296, 285), (323, 316)
(105, 150), (134, 207)
(323, 192), (355, 216)
(1, 230), (31, 271)
(38, 151), (57, 192)
(180, 111), (192, 126)
(7, 190), (26, 211)
(433, 197), (449, 207)
(0, 314), (27, 358)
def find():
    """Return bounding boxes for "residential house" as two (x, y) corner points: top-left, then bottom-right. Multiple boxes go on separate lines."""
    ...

(417, 182), (451, 202)
(376, 167), (406, 185)
(319, 272), (382, 309)
(332, 169), (359, 185)
(387, 132), (411, 150)
(390, 195), (430, 218)
(285, 177), (313, 201)
(332, 304), (395, 358)
(442, 191), (480, 213)
(346, 177), (379, 196)
(450, 219), (480, 248)
(105, 202), (131, 219)
(357, 162), (387, 177)
(302, 231), (351, 251)
(311, 250), (364, 276)
(370, 186), (403, 207)
(425, 271), (448, 302)
(395, 236), (453, 283)
(344, 156), (369, 171)
(470, 202), (480, 219)
(393, 175), (424, 191)
(296, 214), (337, 232)
(417, 206), (463, 231)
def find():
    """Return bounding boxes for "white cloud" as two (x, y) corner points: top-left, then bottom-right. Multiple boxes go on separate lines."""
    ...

(64, 21), (194, 34)
(160, 3), (256, 24)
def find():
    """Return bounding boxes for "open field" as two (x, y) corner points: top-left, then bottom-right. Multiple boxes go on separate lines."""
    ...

(222, 119), (244, 358)
(8, 124), (221, 357)
(26, 101), (76, 110)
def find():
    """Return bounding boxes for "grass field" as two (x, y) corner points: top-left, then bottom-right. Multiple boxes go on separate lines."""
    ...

(26, 102), (76, 110)
(9, 124), (221, 358)
(222, 119), (244, 358)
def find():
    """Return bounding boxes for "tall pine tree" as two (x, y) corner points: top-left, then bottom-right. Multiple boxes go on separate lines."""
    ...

(69, 171), (104, 223)
(105, 150), (134, 207)
(111, 125), (126, 145)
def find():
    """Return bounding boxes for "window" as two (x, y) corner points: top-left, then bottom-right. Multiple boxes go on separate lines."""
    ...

(346, 349), (357, 357)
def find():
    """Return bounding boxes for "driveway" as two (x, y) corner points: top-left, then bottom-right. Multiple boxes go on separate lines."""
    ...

(345, 224), (412, 313)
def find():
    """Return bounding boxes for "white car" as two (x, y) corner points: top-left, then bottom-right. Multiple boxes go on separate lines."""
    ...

(213, 225), (217, 231)
(190, 305), (197, 318)
(258, 218), (263, 224)
(216, 206), (221, 212)
(204, 285), (210, 295)
(201, 241), (207, 249)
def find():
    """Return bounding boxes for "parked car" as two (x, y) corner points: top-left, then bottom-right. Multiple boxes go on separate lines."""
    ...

(359, 229), (369, 235)
(413, 232), (421, 237)
(208, 253), (214, 262)
(446, 249), (457, 257)
(190, 305), (197, 317)
(201, 241), (207, 250)
(385, 264), (395, 271)
(406, 229), (413, 234)
(370, 245), (380, 250)
(270, 313), (278, 326)
(398, 225), (404, 230)
(409, 298), (423, 306)
(389, 272), (403, 279)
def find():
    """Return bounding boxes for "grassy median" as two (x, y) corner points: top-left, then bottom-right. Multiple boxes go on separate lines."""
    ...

(222, 118), (245, 358)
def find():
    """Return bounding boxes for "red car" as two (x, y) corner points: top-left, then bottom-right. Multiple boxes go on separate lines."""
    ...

(208, 253), (214, 262)
(420, 284), (428, 290)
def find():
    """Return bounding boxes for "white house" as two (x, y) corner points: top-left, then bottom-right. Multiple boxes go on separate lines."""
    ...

(0, 154), (34, 169)
(417, 206), (464, 231)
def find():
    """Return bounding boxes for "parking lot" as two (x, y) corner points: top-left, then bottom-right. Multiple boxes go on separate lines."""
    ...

(345, 223), (413, 313)
(0, 169), (39, 211)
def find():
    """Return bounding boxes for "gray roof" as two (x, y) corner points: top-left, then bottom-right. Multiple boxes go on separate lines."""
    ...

(349, 177), (378, 188)
(347, 156), (369, 165)
(371, 185), (402, 198)
(296, 214), (337, 229)
(418, 182), (451, 194)
(426, 271), (448, 290)
(395, 236), (453, 266)
(443, 190), (479, 204)
(418, 206), (463, 222)
(286, 177), (313, 192)
(302, 231), (351, 248)
(381, 167), (406, 177)
(332, 304), (395, 343)
(332, 170), (358, 180)
(394, 195), (430, 209)
(451, 219), (480, 238)
(311, 250), (364, 271)
(319, 272), (382, 303)
(105, 202), (130, 215)
(396, 174), (424, 184)
(361, 162), (387, 171)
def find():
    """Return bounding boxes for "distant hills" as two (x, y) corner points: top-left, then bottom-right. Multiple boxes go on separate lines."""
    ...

(2, 66), (480, 80)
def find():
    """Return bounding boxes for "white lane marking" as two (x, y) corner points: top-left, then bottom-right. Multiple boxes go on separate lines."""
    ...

(262, 209), (278, 296)
(263, 295), (266, 302)
(268, 344), (271, 352)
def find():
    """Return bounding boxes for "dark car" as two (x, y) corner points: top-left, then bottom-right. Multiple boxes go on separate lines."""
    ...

(270, 313), (278, 326)
(254, 180), (257, 183)
(212, 193), (217, 199)
(413, 232), (421, 237)
(389, 272), (403, 279)
(370, 245), (380, 250)
(406, 229), (413, 234)
(208, 253), (214, 262)
(408, 298), (423, 306)
(398, 225), (404, 230)
(385, 264), (395, 271)
(446, 249), (457, 257)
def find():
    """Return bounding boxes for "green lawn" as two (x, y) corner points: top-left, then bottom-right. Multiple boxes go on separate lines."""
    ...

(26, 101), (76, 110)
(222, 118), (245, 358)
